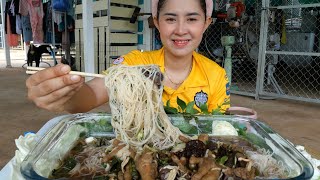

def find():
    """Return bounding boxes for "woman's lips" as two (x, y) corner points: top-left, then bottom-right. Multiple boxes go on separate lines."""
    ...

(172, 40), (190, 47)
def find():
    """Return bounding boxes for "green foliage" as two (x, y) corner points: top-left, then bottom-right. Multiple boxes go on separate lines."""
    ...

(177, 97), (187, 111)
(233, 122), (268, 150)
(211, 100), (230, 115)
(243, 132), (267, 148)
(218, 156), (228, 165)
(164, 97), (231, 134)
(199, 103), (209, 114)
(186, 101), (200, 114)
(164, 97), (230, 115)
(172, 119), (198, 134)
(164, 100), (178, 114)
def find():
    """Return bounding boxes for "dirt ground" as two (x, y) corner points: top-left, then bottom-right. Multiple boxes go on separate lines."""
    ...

(0, 62), (320, 170)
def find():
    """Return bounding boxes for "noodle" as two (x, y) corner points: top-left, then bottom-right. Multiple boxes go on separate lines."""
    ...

(70, 146), (107, 176)
(246, 148), (288, 178)
(104, 64), (183, 150)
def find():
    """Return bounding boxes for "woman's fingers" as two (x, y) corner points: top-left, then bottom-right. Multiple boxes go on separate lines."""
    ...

(32, 81), (84, 109)
(25, 64), (85, 112)
(41, 86), (82, 112)
(28, 74), (83, 98)
(40, 93), (78, 112)
(26, 64), (71, 88)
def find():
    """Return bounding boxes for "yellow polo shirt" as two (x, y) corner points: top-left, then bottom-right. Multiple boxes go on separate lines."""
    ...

(114, 47), (230, 113)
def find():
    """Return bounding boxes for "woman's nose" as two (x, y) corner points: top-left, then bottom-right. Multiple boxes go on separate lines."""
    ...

(174, 20), (188, 35)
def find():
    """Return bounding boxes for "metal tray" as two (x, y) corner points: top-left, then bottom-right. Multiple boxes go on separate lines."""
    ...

(20, 113), (314, 180)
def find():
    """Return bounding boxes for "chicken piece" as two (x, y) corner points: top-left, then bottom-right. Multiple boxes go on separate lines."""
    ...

(118, 171), (124, 180)
(191, 153), (219, 180)
(171, 154), (190, 174)
(180, 157), (187, 166)
(135, 149), (158, 180)
(198, 134), (209, 144)
(223, 166), (256, 180)
(189, 155), (202, 170)
(179, 135), (190, 143)
(124, 163), (132, 180)
(112, 139), (122, 146)
(102, 144), (126, 162)
(233, 167), (256, 180)
(201, 168), (221, 180)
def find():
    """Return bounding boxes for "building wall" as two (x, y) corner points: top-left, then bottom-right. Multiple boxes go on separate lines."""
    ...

(74, 0), (140, 73)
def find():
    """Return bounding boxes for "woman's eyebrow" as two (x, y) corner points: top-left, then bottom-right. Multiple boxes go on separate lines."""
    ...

(163, 12), (201, 16)
(186, 12), (201, 16)
(163, 13), (177, 16)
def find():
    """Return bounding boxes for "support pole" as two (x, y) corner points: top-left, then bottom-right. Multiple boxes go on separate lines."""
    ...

(143, 0), (152, 51)
(1, 0), (11, 68)
(82, 0), (95, 74)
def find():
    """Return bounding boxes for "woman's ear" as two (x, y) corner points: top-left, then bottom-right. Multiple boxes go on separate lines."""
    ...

(203, 17), (212, 33)
(153, 17), (160, 30)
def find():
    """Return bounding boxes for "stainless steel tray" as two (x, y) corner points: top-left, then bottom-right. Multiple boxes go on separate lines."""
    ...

(20, 113), (314, 180)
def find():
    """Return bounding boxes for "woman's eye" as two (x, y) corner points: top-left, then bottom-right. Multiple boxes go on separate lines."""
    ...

(166, 18), (176, 22)
(188, 18), (197, 22)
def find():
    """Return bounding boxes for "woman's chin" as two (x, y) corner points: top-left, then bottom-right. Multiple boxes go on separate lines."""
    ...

(166, 46), (194, 57)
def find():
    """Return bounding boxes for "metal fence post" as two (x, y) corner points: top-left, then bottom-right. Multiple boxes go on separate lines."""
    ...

(82, 0), (95, 76)
(256, 0), (269, 99)
(1, 0), (11, 68)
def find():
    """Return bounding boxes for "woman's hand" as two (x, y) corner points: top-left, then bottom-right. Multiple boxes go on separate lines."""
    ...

(26, 64), (85, 112)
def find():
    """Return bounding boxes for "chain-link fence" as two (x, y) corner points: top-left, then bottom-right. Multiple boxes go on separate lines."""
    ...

(259, 0), (320, 103)
(72, 0), (320, 104)
(198, 0), (261, 97)
(198, 0), (320, 103)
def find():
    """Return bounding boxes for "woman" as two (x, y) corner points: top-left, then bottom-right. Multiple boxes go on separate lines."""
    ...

(26, 0), (230, 113)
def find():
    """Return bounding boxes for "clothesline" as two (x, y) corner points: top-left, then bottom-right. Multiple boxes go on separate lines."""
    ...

(1, 0), (96, 73)
(3, 0), (75, 67)
(4, 0), (75, 46)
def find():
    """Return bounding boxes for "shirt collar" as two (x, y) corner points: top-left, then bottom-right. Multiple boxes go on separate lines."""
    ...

(157, 48), (209, 91)
(181, 51), (209, 89)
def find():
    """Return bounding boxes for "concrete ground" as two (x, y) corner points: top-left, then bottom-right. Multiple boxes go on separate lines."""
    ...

(0, 50), (319, 170)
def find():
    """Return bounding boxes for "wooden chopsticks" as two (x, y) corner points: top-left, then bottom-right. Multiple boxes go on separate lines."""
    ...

(26, 67), (106, 78)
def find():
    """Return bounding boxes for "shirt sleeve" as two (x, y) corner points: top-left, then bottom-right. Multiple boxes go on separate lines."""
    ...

(208, 68), (231, 113)
(111, 50), (146, 66)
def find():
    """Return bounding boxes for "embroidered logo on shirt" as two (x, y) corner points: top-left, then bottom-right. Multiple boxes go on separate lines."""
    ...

(113, 57), (124, 65)
(226, 83), (230, 95)
(194, 90), (208, 108)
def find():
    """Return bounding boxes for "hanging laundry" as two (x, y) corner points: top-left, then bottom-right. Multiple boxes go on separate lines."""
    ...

(21, 15), (33, 43)
(5, 2), (17, 34)
(6, 15), (20, 47)
(19, 0), (44, 44)
(16, 15), (23, 35)
(27, 0), (45, 43)
(19, 0), (29, 16)
(52, 0), (71, 12)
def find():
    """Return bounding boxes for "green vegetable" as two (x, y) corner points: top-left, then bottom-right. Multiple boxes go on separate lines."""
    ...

(211, 100), (230, 115)
(243, 132), (267, 148)
(137, 130), (144, 140)
(164, 100), (178, 114)
(218, 156), (228, 165)
(177, 97), (187, 111)
(199, 103), (209, 114)
(172, 120), (198, 134)
(164, 96), (228, 115)
(51, 157), (77, 178)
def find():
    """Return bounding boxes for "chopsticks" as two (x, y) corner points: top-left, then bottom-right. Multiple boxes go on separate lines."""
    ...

(26, 67), (106, 78)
